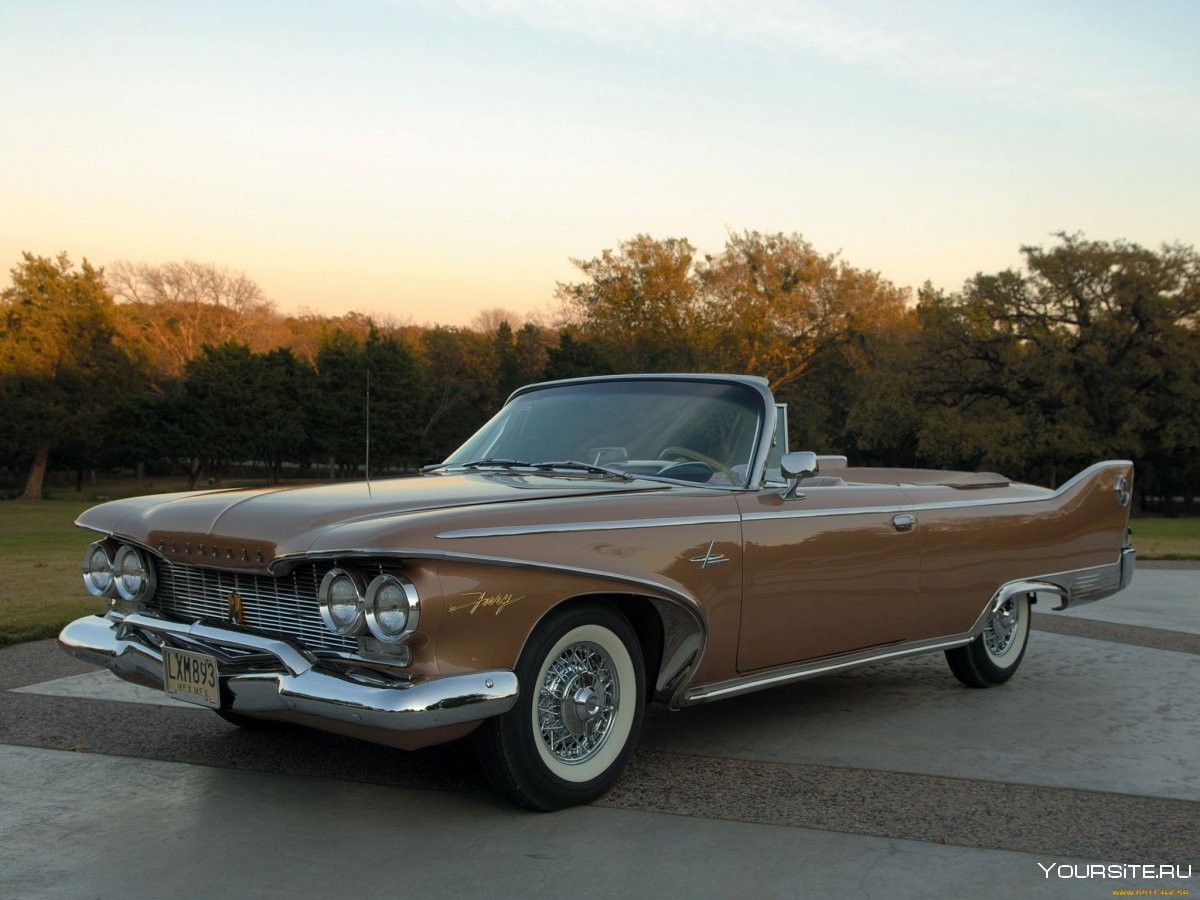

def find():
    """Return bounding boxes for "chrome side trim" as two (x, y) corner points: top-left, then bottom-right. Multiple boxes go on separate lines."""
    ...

(742, 504), (910, 522)
(740, 459), (1133, 520)
(1028, 558), (1129, 610)
(57, 613), (518, 732)
(437, 514), (741, 540)
(682, 632), (977, 704)
(682, 555), (1131, 706)
(900, 459), (1133, 511)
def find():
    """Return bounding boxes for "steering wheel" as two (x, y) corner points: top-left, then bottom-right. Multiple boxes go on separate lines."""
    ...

(658, 446), (739, 485)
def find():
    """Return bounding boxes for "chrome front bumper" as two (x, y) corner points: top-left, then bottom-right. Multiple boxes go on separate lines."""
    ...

(58, 612), (518, 735)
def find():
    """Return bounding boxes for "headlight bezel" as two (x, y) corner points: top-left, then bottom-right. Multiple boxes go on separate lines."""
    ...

(113, 545), (156, 603)
(365, 574), (421, 643)
(318, 567), (367, 636)
(82, 541), (116, 597)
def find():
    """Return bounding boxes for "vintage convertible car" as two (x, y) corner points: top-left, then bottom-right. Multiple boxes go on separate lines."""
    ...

(59, 374), (1135, 809)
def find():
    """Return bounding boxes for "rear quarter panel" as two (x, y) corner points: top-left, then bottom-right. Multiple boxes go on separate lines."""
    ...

(906, 461), (1133, 639)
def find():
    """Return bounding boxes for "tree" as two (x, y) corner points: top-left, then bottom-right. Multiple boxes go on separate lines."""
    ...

(909, 235), (1200, 492)
(362, 328), (425, 472)
(313, 329), (370, 478)
(0, 253), (140, 498)
(418, 327), (497, 461)
(108, 259), (281, 378)
(471, 307), (525, 332)
(174, 341), (263, 487)
(254, 348), (318, 483)
(556, 235), (701, 372)
(543, 328), (612, 381)
(698, 231), (909, 392)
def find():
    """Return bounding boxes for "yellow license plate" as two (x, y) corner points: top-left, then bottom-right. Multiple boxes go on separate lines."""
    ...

(163, 647), (220, 708)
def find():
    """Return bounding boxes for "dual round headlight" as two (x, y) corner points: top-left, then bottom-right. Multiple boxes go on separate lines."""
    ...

(83, 541), (156, 603)
(113, 545), (156, 602)
(318, 569), (420, 643)
(82, 542), (115, 597)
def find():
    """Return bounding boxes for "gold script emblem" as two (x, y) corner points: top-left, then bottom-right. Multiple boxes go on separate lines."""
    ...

(447, 592), (523, 616)
(227, 591), (245, 625)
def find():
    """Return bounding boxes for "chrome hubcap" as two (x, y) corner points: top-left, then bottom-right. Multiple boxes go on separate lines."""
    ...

(537, 642), (618, 764)
(983, 597), (1020, 656)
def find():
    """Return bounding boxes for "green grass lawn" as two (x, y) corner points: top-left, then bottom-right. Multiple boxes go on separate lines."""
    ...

(1129, 515), (1200, 561)
(0, 500), (104, 645)
(1, 497), (1196, 647)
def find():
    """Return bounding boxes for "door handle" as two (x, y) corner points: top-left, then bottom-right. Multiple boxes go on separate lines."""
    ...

(892, 513), (916, 532)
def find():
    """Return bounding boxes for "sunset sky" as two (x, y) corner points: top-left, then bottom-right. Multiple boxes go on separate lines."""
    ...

(2, 1), (1197, 326)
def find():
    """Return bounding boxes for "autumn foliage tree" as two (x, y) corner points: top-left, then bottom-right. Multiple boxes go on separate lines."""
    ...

(696, 231), (907, 392)
(108, 259), (280, 378)
(3, 233), (1196, 507)
(556, 235), (701, 372)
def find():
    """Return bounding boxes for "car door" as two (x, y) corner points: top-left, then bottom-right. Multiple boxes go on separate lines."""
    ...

(735, 484), (920, 672)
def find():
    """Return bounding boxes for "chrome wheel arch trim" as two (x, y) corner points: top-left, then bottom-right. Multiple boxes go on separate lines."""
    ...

(514, 592), (707, 710)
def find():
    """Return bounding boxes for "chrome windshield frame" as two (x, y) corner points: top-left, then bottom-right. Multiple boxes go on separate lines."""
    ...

(441, 374), (777, 490)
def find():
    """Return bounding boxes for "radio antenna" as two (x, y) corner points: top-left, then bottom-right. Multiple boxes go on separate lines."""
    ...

(365, 369), (372, 495)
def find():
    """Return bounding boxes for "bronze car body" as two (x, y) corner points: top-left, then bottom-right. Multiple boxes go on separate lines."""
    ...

(60, 374), (1135, 809)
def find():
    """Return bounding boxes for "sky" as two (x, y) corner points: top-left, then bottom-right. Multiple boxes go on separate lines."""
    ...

(2, 0), (1197, 327)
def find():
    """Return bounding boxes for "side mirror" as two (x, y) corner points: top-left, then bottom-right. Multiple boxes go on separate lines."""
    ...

(780, 451), (819, 500)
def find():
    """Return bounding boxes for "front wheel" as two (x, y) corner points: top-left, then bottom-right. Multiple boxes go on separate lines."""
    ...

(475, 603), (645, 810)
(945, 592), (1031, 687)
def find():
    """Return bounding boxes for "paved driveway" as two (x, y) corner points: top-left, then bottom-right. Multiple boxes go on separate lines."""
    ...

(2, 563), (1196, 899)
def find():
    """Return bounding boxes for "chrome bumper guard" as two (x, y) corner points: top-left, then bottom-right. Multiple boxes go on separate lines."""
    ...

(1119, 546), (1136, 591)
(58, 612), (518, 732)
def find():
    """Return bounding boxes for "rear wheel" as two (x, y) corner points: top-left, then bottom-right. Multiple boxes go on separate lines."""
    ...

(475, 602), (645, 810)
(945, 592), (1031, 688)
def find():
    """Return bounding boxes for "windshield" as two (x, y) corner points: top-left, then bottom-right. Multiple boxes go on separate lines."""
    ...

(441, 379), (765, 487)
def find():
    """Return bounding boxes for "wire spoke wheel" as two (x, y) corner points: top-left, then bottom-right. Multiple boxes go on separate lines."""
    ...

(945, 591), (1032, 688)
(982, 595), (1021, 658)
(537, 641), (619, 765)
(475, 603), (645, 810)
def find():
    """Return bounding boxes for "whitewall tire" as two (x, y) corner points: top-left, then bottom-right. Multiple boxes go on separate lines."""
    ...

(475, 602), (645, 810)
(945, 592), (1031, 688)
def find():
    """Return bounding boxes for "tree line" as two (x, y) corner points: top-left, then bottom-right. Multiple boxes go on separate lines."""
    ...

(2, 231), (1197, 509)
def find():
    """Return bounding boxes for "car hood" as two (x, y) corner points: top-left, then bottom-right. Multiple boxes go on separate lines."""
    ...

(77, 473), (671, 572)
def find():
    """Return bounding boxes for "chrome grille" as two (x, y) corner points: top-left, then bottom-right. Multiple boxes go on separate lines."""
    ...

(151, 559), (361, 653)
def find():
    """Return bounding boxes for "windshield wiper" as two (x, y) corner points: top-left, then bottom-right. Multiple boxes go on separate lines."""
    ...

(530, 460), (633, 480)
(421, 458), (532, 473)
(422, 458), (632, 480)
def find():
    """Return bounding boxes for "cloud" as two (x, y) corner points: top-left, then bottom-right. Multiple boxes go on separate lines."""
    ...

(447, 0), (1198, 123)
